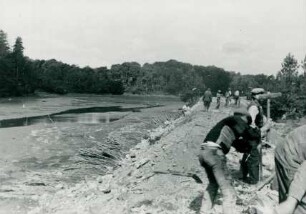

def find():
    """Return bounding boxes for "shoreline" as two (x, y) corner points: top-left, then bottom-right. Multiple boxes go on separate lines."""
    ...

(0, 93), (182, 121)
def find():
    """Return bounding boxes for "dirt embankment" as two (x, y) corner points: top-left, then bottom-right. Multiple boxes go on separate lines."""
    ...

(28, 101), (278, 214)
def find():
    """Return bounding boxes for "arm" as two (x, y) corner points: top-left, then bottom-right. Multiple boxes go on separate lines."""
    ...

(274, 197), (298, 214)
(254, 196), (298, 214)
(274, 161), (306, 214)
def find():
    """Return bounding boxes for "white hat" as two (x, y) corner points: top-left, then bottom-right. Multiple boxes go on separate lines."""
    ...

(251, 88), (265, 95)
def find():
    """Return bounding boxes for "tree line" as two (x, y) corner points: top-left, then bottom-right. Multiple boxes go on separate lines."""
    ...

(0, 30), (232, 96)
(0, 30), (305, 119)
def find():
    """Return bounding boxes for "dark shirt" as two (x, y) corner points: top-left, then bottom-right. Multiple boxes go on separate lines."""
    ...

(204, 116), (259, 154)
(203, 90), (212, 102)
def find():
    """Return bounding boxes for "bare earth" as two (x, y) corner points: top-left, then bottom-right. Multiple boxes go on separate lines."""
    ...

(0, 96), (278, 214)
(18, 100), (278, 214)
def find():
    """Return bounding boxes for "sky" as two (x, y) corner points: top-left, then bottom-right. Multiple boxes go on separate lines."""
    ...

(1, 0), (305, 75)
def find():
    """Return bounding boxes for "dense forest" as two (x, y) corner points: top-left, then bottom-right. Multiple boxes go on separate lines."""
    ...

(0, 30), (305, 119)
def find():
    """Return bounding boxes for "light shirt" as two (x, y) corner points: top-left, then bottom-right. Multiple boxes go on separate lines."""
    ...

(248, 105), (259, 128)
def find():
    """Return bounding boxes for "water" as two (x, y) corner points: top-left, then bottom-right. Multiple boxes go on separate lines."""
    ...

(0, 105), (160, 128)
(0, 94), (183, 187)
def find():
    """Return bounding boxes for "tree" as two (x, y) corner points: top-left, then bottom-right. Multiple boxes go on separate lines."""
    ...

(276, 53), (299, 91)
(0, 30), (16, 96)
(109, 80), (124, 95)
(300, 55), (306, 96)
(302, 55), (306, 74)
(0, 30), (10, 57)
(12, 37), (25, 82)
(272, 54), (304, 119)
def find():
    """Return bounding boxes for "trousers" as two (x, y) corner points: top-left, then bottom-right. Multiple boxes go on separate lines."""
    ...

(241, 139), (260, 184)
(199, 146), (236, 214)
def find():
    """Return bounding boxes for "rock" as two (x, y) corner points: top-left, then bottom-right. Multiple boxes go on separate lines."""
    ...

(0, 189), (14, 192)
(106, 166), (114, 171)
(164, 120), (171, 125)
(96, 176), (103, 183)
(55, 184), (65, 189)
(98, 174), (113, 193)
(102, 188), (111, 194)
(127, 170), (133, 176)
(143, 134), (150, 139)
(25, 182), (46, 186)
(136, 175), (143, 179)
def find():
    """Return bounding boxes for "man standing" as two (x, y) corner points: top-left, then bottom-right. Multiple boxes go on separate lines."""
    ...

(203, 88), (212, 111)
(225, 88), (232, 107)
(234, 90), (240, 107)
(240, 88), (265, 184)
(216, 90), (222, 109)
(198, 109), (261, 214)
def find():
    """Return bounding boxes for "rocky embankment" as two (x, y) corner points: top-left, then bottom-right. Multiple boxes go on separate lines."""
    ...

(28, 101), (279, 214)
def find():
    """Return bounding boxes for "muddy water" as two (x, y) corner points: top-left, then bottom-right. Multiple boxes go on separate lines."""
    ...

(0, 105), (160, 128)
(0, 94), (183, 191)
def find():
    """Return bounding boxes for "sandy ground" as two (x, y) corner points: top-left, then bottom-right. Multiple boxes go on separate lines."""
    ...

(17, 99), (279, 214)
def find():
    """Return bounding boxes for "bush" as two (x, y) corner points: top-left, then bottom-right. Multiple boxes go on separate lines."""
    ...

(265, 94), (306, 121)
(180, 90), (199, 106)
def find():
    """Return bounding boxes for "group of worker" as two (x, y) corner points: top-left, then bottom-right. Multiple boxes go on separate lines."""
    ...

(202, 88), (241, 111)
(198, 88), (306, 214)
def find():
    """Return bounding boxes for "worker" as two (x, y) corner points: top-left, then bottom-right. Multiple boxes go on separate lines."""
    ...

(225, 88), (232, 107)
(240, 88), (265, 184)
(255, 125), (306, 214)
(216, 90), (222, 109)
(203, 88), (212, 112)
(198, 108), (270, 214)
(234, 90), (240, 107)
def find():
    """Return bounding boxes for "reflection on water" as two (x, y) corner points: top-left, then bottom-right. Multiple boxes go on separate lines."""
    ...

(0, 105), (160, 128)
(51, 113), (120, 124)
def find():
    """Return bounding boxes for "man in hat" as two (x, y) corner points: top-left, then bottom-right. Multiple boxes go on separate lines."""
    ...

(198, 108), (270, 214)
(240, 88), (265, 184)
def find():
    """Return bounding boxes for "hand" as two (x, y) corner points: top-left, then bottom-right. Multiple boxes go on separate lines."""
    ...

(268, 118), (274, 126)
(261, 119), (274, 137)
(249, 206), (275, 214)
(265, 118), (273, 129)
(249, 198), (275, 214)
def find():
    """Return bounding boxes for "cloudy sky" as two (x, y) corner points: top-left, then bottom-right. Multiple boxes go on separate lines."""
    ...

(1, 0), (305, 75)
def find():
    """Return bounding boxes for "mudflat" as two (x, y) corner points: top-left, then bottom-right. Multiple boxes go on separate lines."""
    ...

(0, 93), (184, 214)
